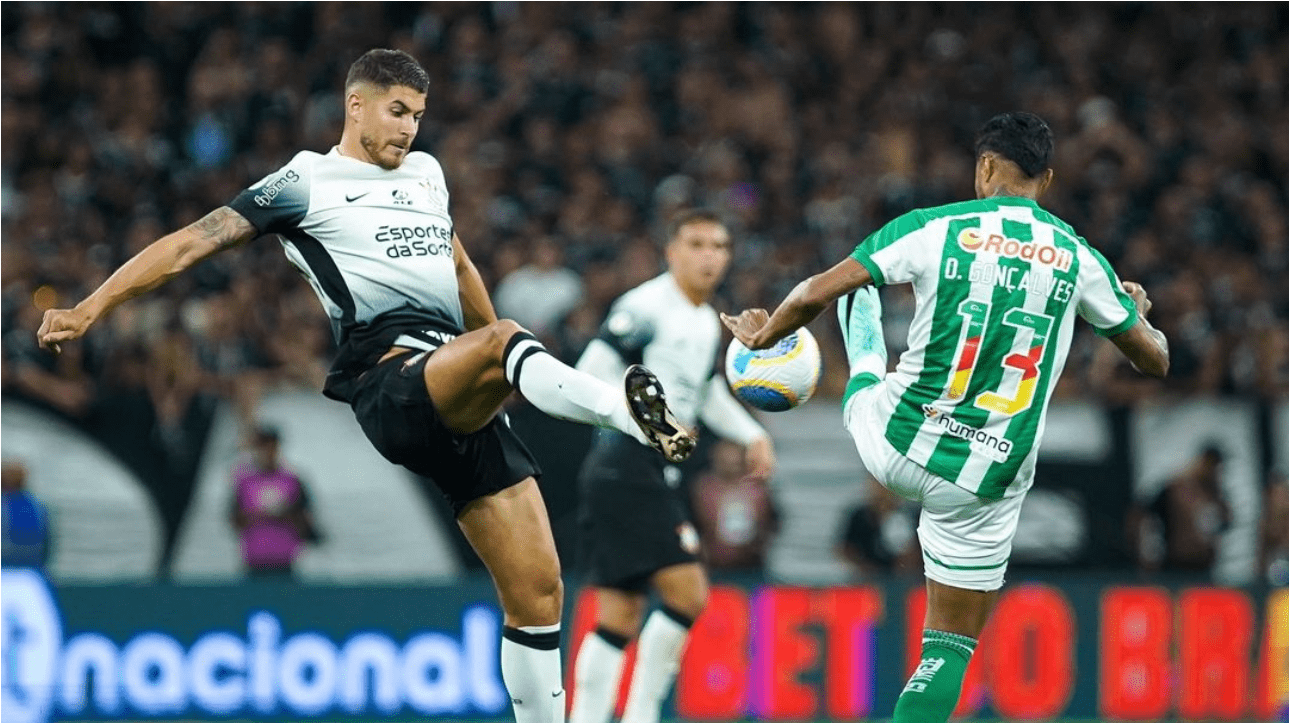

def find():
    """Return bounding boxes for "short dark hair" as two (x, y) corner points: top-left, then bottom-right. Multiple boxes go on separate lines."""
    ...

(667, 208), (726, 241)
(1200, 443), (1225, 464)
(974, 112), (1054, 178)
(345, 49), (430, 95)
(253, 425), (281, 444)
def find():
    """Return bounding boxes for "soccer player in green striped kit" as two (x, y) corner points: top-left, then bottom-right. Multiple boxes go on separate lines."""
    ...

(722, 112), (1169, 721)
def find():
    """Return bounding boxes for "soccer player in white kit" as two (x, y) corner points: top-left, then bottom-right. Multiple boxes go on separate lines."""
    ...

(568, 210), (775, 723)
(37, 49), (695, 724)
(722, 112), (1169, 721)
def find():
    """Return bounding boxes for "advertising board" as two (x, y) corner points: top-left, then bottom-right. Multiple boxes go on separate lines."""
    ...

(2, 569), (1284, 721)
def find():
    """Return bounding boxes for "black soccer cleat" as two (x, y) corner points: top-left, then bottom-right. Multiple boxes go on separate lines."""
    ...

(624, 364), (696, 463)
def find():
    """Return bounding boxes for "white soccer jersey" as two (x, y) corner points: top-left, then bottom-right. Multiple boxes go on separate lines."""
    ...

(228, 148), (461, 401)
(577, 273), (765, 444)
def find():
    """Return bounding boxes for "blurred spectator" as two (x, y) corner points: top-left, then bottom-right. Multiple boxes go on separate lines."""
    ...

(690, 439), (781, 575)
(1, 461), (51, 569)
(229, 426), (320, 579)
(1260, 473), (1288, 587)
(836, 476), (920, 579)
(1129, 445), (1232, 575)
(492, 235), (584, 340)
(3, 3), (1283, 411)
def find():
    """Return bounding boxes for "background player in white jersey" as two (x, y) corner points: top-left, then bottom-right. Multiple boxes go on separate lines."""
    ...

(36, 48), (696, 724)
(569, 210), (775, 723)
(722, 112), (1169, 722)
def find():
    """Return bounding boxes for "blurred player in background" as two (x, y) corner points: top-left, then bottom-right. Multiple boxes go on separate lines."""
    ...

(37, 48), (696, 723)
(569, 210), (775, 723)
(722, 112), (1169, 722)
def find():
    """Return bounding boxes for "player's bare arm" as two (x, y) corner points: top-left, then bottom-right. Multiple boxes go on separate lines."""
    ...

(1110, 280), (1170, 378)
(37, 206), (257, 353)
(452, 233), (499, 331)
(744, 435), (776, 482)
(721, 257), (873, 350)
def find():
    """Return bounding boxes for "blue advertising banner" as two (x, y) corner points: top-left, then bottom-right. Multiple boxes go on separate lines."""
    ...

(2, 569), (509, 722)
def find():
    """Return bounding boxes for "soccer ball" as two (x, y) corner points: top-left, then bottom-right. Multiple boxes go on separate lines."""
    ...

(725, 327), (823, 412)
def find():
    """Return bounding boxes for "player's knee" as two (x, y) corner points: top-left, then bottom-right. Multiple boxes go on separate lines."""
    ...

(489, 319), (543, 382)
(488, 319), (527, 355)
(597, 595), (647, 635)
(532, 574), (565, 624)
(662, 579), (709, 621)
(506, 567), (564, 626)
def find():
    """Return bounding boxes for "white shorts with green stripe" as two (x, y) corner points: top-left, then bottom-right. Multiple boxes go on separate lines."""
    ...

(844, 383), (1025, 592)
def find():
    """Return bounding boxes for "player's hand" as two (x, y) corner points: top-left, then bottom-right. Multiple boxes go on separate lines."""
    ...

(720, 309), (770, 349)
(744, 436), (776, 482)
(37, 307), (93, 355)
(1123, 281), (1152, 318)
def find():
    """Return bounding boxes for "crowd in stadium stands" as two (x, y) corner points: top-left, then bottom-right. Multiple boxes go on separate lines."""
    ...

(1, 4), (1285, 571)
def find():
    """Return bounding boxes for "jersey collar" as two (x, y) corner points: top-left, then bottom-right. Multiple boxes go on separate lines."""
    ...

(664, 272), (708, 310)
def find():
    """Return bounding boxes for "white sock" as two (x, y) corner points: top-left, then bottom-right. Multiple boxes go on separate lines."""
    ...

(501, 624), (566, 723)
(504, 333), (648, 445)
(570, 629), (628, 723)
(621, 609), (693, 723)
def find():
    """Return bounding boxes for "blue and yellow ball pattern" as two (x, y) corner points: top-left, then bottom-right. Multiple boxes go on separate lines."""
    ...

(725, 327), (823, 412)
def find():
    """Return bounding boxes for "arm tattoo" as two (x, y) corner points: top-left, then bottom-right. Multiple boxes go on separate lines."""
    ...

(189, 207), (256, 250)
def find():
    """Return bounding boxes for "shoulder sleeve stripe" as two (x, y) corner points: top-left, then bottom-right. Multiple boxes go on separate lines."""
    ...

(227, 153), (313, 235)
(1098, 307), (1140, 337)
(1076, 237), (1139, 337)
(850, 247), (887, 287)
(848, 209), (932, 286)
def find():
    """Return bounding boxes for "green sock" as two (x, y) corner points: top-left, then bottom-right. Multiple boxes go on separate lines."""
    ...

(891, 629), (977, 722)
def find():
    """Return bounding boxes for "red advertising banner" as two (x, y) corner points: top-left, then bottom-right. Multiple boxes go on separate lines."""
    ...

(567, 581), (1287, 722)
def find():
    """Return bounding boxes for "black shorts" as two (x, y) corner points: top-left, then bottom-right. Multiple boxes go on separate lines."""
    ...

(350, 350), (541, 516)
(578, 431), (700, 592)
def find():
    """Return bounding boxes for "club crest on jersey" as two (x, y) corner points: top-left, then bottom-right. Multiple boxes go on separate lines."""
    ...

(419, 178), (449, 205)
(957, 229), (1072, 272)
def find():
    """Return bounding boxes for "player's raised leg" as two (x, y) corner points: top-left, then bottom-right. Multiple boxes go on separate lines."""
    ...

(417, 319), (694, 461)
(458, 478), (566, 723)
(569, 588), (647, 723)
(620, 563), (709, 723)
(837, 286), (888, 402)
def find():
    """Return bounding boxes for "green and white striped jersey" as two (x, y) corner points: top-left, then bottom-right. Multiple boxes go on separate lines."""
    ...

(849, 196), (1138, 499)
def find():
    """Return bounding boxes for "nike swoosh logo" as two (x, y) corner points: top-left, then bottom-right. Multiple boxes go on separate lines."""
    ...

(551, 690), (564, 698)
(345, 192), (370, 202)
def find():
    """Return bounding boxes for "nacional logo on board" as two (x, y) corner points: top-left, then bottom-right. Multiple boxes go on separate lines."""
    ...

(0, 569), (507, 721)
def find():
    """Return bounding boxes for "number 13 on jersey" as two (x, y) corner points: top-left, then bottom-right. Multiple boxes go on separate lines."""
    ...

(947, 300), (1053, 416)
